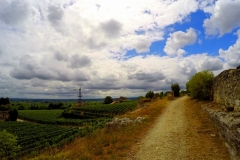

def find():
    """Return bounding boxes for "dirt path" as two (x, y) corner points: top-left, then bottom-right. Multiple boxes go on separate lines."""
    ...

(129, 96), (230, 160)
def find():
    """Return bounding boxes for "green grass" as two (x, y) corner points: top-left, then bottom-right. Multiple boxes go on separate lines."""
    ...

(10, 101), (75, 110)
(18, 110), (63, 124)
(18, 110), (111, 126)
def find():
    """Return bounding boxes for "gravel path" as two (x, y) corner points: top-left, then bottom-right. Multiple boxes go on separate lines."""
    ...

(129, 96), (230, 160)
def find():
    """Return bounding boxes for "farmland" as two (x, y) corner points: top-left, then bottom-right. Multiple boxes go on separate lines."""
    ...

(0, 121), (108, 157)
(73, 101), (137, 114)
(1, 99), (138, 159)
(18, 110), (111, 125)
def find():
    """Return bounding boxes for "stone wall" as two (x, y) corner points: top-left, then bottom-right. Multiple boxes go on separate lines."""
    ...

(213, 66), (240, 111)
(202, 66), (240, 159)
(202, 103), (240, 160)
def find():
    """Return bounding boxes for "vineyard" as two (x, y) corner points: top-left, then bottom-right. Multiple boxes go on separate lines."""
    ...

(18, 101), (138, 124)
(18, 110), (111, 125)
(0, 99), (138, 159)
(76, 101), (137, 114)
(0, 120), (109, 157)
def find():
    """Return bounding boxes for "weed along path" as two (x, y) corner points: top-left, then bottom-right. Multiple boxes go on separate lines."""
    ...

(129, 96), (230, 160)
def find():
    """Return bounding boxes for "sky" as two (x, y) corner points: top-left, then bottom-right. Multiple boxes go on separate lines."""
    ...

(0, 0), (240, 99)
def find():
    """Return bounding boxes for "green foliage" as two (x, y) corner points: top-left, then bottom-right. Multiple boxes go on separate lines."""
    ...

(159, 92), (164, 99)
(138, 96), (144, 100)
(171, 83), (180, 97)
(69, 100), (137, 116)
(8, 109), (18, 121)
(145, 91), (154, 99)
(104, 96), (113, 104)
(10, 101), (75, 110)
(0, 97), (10, 106)
(0, 130), (21, 159)
(186, 70), (214, 100)
(18, 110), (63, 124)
(0, 121), (109, 157)
(0, 104), (10, 111)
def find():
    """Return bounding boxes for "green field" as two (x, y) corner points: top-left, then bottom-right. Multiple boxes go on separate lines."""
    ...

(10, 101), (75, 110)
(18, 100), (137, 125)
(71, 100), (137, 115)
(0, 121), (108, 157)
(18, 110), (110, 125)
(1, 99), (138, 159)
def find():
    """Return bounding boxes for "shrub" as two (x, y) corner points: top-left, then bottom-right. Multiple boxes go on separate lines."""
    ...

(186, 70), (214, 100)
(171, 83), (180, 97)
(138, 96), (144, 100)
(0, 97), (10, 106)
(159, 92), (164, 99)
(145, 91), (154, 99)
(0, 104), (10, 111)
(8, 109), (18, 121)
(0, 130), (21, 159)
(104, 96), (113, 104)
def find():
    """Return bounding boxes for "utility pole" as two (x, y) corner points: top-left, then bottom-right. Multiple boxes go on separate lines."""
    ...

(78, 88), (82, 103)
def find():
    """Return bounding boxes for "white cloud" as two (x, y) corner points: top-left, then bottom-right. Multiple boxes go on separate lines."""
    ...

(164, 28), (197, 56)
(203, 0), (240, 36)
(47, 5), (64, 26)
(0, 0), (30, 26)
(68, 54), (92, 69)
(0, 0), (233, 99)
(219, 30), (240, 67)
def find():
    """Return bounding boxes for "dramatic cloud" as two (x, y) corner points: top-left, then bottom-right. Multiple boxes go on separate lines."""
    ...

(10, 55), (55, 80)
(197, 57), (223, 71)
(128, 71), (165, 82)
(100, 19), (122, 38)
(0, 0), (239, 99)
(219, 30), (240, 67)
(48, 5), (64, 26)
(68, 54), (92, 69)
(54, 52), (69, 62)
(164, 28), (197, 56)
(0, 0), (29, 25)
(203, 0), (240, 36)
(134, 39), (151, 53)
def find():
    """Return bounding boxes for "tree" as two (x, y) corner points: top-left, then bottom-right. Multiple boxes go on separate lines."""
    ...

(186, 70), (214, 100)
(0, 130), (21, 159)
(8, 109), (18, 121)
(104, 96), (113, 104)
(0, 97), (10, 106)
(145, 91), (154, 99)
(159, 92), (164, 99)
(171, 83), (180, 97)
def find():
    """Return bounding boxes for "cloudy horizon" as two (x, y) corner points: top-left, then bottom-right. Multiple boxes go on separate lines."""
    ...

(0, 0), (240, 99)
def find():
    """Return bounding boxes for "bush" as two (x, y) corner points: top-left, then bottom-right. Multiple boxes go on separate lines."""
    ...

(138, 96), (144, 100)
(8, 109), (18, 121)
(145, 91), (154, 99)
(171, 83), (180, 97)
(0, 130), (21, 159)
(0, 104), (10, 111)
(104, 96), (113, 104)
(186, 70), (214, 100)
(159, 92), (164, 99)
(48, 103), (63, 109)
(0, 97), (10, 106)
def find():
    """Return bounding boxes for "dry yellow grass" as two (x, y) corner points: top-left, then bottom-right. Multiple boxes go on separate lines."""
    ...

(21, 98), (168, 160)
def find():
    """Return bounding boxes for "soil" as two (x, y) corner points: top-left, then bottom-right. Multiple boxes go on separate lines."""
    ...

(128, 96), (230, 160)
